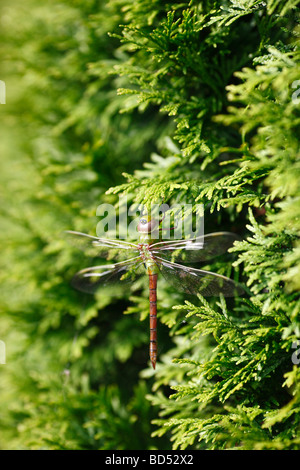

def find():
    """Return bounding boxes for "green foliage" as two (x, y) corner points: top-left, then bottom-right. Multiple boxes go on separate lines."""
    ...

(1, 0), (299, 450)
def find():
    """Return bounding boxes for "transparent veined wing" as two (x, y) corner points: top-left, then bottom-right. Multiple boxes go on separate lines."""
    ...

(150, 232), (240, 265)
(155, 257), (243, 297)
(65, 230), (140, 262)
(71, 257), (145, 294)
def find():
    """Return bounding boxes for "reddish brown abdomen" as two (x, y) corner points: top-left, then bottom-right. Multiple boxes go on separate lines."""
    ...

(149, 273), (158, 369)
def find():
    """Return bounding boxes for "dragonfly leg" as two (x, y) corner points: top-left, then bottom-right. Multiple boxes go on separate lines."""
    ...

(158, 216), (179, 234)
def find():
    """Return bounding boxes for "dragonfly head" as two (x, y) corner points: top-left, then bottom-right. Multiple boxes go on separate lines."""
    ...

(137, 216), (158, 233)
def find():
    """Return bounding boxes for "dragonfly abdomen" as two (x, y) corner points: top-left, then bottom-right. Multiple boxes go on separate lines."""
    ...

(149, 273), (158, 369)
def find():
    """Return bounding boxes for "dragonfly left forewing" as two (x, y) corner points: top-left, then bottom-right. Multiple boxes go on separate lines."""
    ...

(65, 230), (140, 261)
(155, 257), (243, 297)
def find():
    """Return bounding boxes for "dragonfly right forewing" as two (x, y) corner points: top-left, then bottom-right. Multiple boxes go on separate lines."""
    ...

(150, 232), (240, 264)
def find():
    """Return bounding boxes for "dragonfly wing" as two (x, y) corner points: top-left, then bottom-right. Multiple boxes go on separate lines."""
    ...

(150, 232), (240, 264)
(71, 257), (145, 294)
(155, 257), (243, 297)
(65, 230), (140, 261)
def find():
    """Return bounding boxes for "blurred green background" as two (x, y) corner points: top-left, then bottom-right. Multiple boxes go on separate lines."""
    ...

(0, 0), (172, 449)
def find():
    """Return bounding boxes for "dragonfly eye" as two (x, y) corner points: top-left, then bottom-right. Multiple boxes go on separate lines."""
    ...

(138, 217), (156, 233)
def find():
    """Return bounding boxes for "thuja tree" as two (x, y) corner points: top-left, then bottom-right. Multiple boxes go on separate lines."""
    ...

(105, 0), (300, 450)
(1, 0), (299, 450)
(0, 0), (169, 450)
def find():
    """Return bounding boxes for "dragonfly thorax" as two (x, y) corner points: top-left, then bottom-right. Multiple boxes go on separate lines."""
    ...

(137, 242), (159, 275)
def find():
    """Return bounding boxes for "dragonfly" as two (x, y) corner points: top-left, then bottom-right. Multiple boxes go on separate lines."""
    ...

(66, 216), (242, 369)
